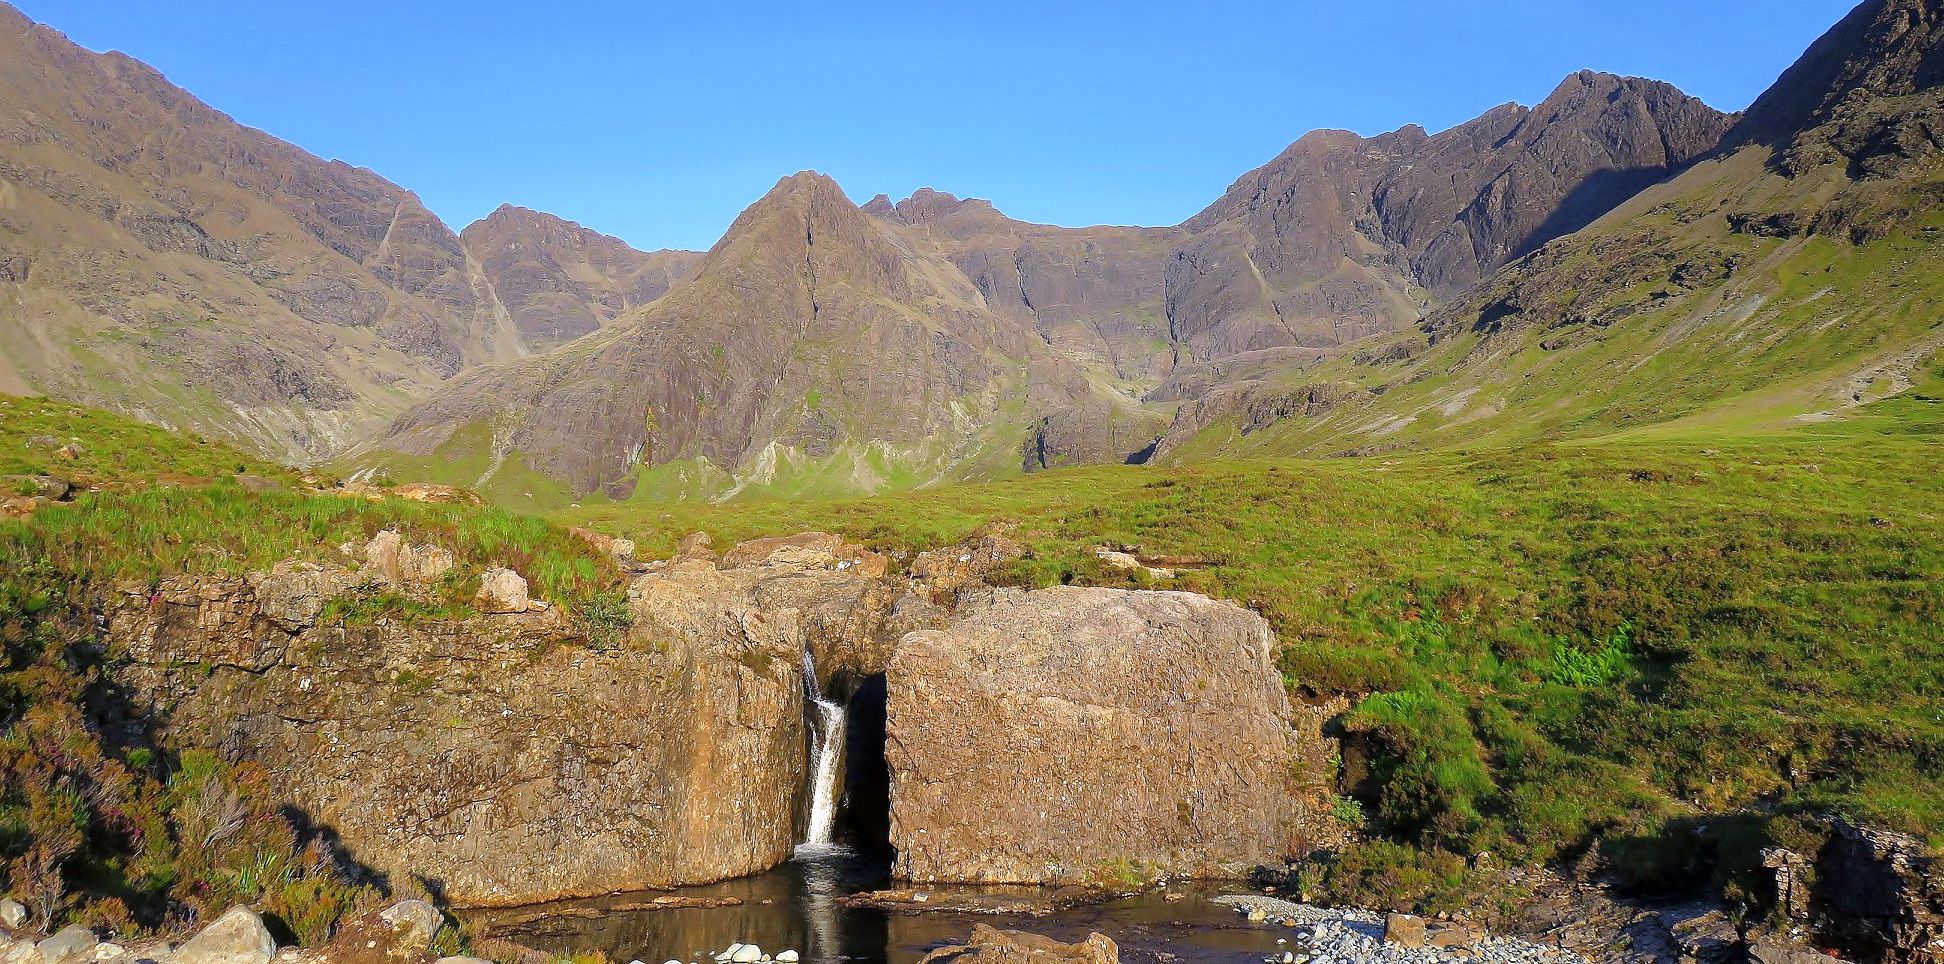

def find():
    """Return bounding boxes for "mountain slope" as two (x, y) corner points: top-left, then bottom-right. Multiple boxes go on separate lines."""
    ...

(358, 173), (1165, 506)
(0, 3), (513, 457)
(1154, 0), (1944, 464)
(863, 189), (1184, 393)
(0, 3), (696, 461)
(459, 205), (701, 349)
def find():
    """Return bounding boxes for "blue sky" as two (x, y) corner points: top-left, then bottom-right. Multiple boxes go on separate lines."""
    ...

(18, 0), (1858, 252)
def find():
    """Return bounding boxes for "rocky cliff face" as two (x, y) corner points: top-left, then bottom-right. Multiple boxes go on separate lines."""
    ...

(885, 586), (1343, 885)
(109, 566), (807, 907)
(104, 531), (1341, 905)
(100, 530), (939, 906)
(459, 206), (701, 349)
(1733, 0), (1944, 178)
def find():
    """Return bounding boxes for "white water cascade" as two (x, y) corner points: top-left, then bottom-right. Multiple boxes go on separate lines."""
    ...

(800, 651), (847, 848)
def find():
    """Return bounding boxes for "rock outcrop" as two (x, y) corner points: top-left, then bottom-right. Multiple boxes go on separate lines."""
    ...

(885, 586), (1340, 885)
(917, 925), (1119, 964)
(104, 533), (922, 907)
(106, 529), (1344, 905)
(1812, 822), (1942, 963)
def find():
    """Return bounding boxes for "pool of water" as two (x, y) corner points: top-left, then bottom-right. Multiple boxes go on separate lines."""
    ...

(470, 846), (1288, 964)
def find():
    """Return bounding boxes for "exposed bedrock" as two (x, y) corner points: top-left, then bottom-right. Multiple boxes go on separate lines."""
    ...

(106, 531), (1339, 906)
(885, 585), (1345, 885)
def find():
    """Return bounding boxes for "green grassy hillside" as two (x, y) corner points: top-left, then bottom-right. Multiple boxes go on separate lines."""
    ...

(0, 399), (623, 938)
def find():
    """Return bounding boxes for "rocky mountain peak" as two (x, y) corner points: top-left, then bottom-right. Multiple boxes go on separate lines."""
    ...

(457, 201), (700, 349)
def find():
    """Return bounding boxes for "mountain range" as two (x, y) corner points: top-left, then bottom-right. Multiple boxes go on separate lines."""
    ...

(2, 0), (1939, 506)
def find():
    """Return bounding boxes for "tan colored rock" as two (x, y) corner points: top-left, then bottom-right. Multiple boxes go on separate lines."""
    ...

(34, 929), (95, 964)
(569, 527), (636, 563)
(1092, 547), (1174, 580)
(675, 531), (717, 563)
(887, 586), (1325, 885)
(1, 495), (49, 519)
(389, 483), (483, 506)
(910, 533), (1025, 597)
(1426, 925), (1480, 949)
(376, 901), (443, 953)
(1, 938), (44, 964)
(917, 925), (1117, 964)
(473, 568), (532, 614)
(247, 561), (361, 632)
(363, 531), (454, 588)
(104, 535), (901, 908)
(720, 532), (889, 578)
(175, 906), (274, 964)
(1383, 913), (1426, 948)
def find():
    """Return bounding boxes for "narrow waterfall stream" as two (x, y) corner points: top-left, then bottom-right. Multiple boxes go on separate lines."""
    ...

(800, 652), (847, 848)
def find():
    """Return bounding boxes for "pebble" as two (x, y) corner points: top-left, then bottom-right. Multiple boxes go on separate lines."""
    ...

(1214, 895), (1589, 964)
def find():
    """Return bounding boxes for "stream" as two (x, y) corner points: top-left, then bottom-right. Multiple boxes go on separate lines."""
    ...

(471, 846), (1290, 964)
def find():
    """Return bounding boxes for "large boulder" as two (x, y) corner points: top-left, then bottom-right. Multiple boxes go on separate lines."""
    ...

(885, 586), (1336, 885)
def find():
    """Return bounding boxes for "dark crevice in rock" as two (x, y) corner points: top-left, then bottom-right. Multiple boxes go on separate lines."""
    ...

(839, 673), (892, 855)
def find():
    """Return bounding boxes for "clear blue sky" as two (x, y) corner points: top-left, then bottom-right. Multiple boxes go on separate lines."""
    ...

(16, 0), (1859, 252)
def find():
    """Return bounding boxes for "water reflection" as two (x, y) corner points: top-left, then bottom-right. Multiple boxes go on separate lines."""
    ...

(477, 849), (1287, 964)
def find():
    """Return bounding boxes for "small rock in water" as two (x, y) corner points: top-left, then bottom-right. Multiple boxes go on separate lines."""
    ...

(731, 946), (763, 964)
(1246, 907), (1269, 923)
(776, 953), (799, 963)
(660, 959), (679, 964)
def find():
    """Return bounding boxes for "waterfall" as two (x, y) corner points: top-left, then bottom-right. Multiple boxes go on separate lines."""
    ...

(800, 651), (846, 847)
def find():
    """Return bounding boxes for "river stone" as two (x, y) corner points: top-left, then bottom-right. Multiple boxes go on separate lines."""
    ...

(0, 900), (23, 929)
(377, 900), (443, 952)
(175, 906), (274, 964)
(37, 927), (97, 964)
(917, 925), (1117, 964)
(1381, 913), (1425, 948)
(730, 946), (762, 963)
(887, 587), (1334, 884)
